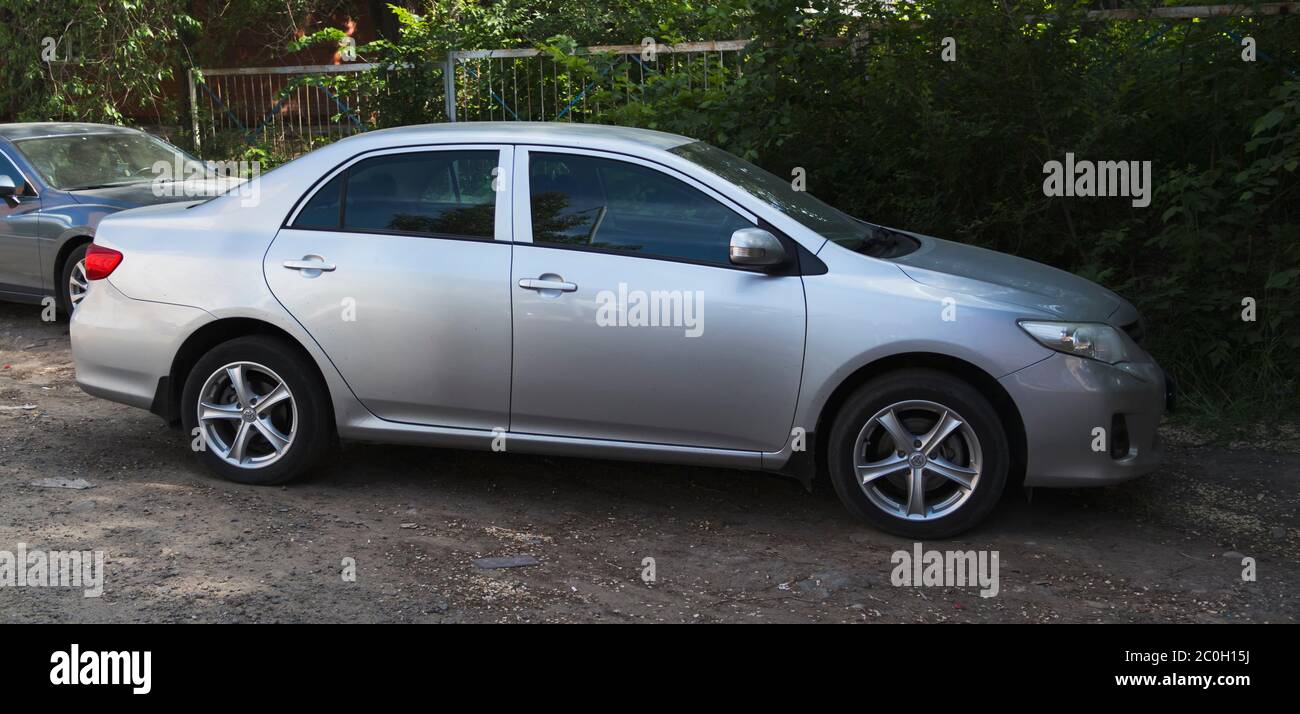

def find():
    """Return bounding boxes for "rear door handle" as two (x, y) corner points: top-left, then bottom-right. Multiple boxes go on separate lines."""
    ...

(518, 278), (576, 292)
(283, 258), (336, 272)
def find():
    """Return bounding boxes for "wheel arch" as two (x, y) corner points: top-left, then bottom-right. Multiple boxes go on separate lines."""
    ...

(812, 352), (1028, 488)
(53, 233), (93, 290)
(156, 317), (335, 431)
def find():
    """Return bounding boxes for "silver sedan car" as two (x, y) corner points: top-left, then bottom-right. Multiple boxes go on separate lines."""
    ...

(70, 123), (1169, 538)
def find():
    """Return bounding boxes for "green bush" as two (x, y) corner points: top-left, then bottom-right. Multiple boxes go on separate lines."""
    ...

(0, 0), (200, 123)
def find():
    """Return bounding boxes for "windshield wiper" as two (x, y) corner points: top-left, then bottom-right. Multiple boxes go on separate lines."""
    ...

(66, 180), (150, 191)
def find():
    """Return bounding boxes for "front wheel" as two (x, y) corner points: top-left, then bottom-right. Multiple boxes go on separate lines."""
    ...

(59, 243), (89, 315)
(181, 335), (333, 485)
(827, 369), (1010, 539)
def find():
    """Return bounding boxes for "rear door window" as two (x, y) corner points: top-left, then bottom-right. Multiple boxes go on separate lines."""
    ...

(293, 150), (498, 239)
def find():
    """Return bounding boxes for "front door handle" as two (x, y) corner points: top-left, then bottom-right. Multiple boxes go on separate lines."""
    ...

(518, 278), (577, 292)
(283, 257), (336, 272)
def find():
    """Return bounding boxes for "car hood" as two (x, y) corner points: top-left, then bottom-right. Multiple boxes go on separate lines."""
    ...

(67, 178), (245, 209)
(886, 232), (1124, 322)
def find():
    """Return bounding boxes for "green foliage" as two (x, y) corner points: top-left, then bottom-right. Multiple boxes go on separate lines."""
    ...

(0, 0), (200, 123)
(283, 1), (727, 129)
(0, 0), (350, 126)
(293, 5), (460, 130)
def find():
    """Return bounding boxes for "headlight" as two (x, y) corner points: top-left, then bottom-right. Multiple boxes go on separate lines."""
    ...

(1018, 321), (1134, 364)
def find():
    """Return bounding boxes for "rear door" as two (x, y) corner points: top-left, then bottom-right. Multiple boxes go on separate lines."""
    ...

(266, 145), (513, 429)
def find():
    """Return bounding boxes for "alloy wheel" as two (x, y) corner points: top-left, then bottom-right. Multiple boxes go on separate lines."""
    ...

(853, 399), (982, 521)
(196, 361), (297, 469)
(68, 259), (89, 311)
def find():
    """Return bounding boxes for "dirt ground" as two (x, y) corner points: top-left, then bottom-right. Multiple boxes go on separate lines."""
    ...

(0, 301), (1296, 623)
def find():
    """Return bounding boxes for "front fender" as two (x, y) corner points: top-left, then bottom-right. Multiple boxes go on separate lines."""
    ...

(791, 248), (1053, 440)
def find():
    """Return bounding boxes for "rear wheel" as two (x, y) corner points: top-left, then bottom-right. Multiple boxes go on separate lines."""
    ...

(827, 369), (1009, 539)
(181, 336), (333, 485)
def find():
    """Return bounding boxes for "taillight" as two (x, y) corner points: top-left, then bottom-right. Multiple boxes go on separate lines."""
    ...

(84, 244), (123, 280)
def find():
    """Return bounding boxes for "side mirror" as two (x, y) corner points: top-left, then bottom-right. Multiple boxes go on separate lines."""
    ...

(0, 175), (16, 198)
(729, 227), (787, 268)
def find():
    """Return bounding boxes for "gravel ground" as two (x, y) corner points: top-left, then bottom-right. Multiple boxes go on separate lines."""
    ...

(0, 302), (1296, 623)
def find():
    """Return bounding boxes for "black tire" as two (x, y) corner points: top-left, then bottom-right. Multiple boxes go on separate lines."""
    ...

(58, 243), (89, 316)
(181, 335), (333, 485)
(827, 369), (1009, 539)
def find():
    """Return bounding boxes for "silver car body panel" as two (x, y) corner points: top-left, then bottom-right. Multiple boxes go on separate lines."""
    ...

(72, 122), (1166, 487)
(1000, 355), (1165, 487)
(792, 238), (1058, 435)
(891, 233), (1126, 321)
(71, 278), (212, 409)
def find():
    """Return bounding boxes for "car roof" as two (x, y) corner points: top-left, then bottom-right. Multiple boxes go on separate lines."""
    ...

(0, 122), (144, 141)
(0, 121), (696, 153)
(348, 121), (695, 153)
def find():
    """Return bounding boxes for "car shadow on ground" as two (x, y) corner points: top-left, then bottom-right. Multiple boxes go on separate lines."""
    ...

(309, 440), (1122, 539)
(305, 436), (1298, 561)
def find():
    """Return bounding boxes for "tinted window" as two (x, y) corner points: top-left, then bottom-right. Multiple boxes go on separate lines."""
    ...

(294, 150), (498, 238)
(347, 151), (496, 238)
(529, 153), (750, 265)
(293, 173), (343, 229)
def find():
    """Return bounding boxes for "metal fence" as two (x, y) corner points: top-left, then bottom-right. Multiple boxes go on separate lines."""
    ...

(189, 40), (749, 157)
(451, 40), (747, 123)
(187, 62), (434, 157)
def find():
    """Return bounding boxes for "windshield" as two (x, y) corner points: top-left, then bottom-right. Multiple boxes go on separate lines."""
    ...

(14, 132), (208, 191)
(670, 141), (919, 258)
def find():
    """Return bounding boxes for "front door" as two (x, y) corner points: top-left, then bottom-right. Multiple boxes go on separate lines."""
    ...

(509, 147), (805, 452)
(0, 148), (43, 299)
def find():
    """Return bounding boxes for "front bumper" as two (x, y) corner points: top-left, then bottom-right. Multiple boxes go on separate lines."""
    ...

(999, 353), (1166, 487)
(71, 279), (211, 411)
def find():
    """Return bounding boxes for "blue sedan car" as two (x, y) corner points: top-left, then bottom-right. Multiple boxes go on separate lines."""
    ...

(0, 123), (221, 313)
